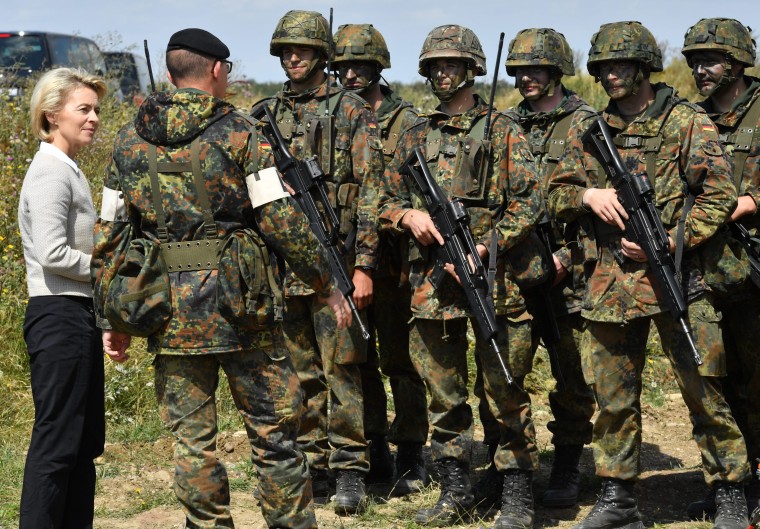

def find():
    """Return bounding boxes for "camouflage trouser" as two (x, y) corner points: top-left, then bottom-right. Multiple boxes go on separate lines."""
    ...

(361, 274), (428, 444)
(582, 296), (749, 484)
(153, 345), (316, 529)
(476, 311), (594, 449)
(283, 293), (369, 473)
(410, 314), (538, 470)
(720, 295), (760, 464)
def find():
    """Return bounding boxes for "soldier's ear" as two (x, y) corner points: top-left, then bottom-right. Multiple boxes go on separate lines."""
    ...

(167, 71), (175, 87)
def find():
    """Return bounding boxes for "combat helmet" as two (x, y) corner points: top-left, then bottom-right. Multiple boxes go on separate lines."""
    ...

(333, 24), (391, 69)
(270, 10), (331, 57)
(418, 25), (487, 77)
(587, 21), (663, 76)
(682, 18), (756, 67)
(506, 28), (575, 76)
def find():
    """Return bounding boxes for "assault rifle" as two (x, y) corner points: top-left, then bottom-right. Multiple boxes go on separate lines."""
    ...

(259, 105), (370, 340)
(728, 222), (760, 290)
(400, 147), (514, 385)
(528, 213), (565, 390)
(582, 115), (702, 366)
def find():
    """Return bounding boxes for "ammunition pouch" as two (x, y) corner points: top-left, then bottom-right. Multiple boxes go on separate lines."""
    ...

(337, 182), (360, 237)
(217, 229), (284, 331)
(450, 136), (490, 203)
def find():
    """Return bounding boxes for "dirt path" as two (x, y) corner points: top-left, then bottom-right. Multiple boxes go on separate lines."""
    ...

(92, 390), (718, 529)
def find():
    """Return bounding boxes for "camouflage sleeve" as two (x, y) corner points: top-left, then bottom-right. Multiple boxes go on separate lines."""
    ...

(91, 157), (133, 329)
(254, 198), (335, 297)
(676, 110), (737, 249)
(234, 113), (336, 297)
(482, 116), (542, 254)
(348, 101), (384, 269)
(547, 116), (598, 223)
(377, 125), (422, 235)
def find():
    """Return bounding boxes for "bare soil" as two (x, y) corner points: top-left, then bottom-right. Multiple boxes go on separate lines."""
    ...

(92, 390), (716, 529)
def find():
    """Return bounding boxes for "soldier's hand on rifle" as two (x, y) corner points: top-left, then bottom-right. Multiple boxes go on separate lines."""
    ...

(324, 287), (353, 329)
(730, 195), (758, 222)
(103, 330), (131, 363)
(401, 209), (445, 247)
(552, 254), (568, 286)
(582, 188), (628, 231)
(443, 243), (486, 285)
(352, 268), (373, 310)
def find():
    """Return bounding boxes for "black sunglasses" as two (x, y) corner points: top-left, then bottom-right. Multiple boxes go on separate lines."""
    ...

(215, 59), (233, 74)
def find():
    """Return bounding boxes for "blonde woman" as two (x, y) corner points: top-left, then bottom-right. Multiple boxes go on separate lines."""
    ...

(17, 67), (106, 529)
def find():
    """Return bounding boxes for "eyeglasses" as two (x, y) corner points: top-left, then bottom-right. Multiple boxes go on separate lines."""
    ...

(215, 59), (233, 74)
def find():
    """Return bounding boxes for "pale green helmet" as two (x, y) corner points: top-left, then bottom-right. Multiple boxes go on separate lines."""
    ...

(333, 24), (391, 69)
(682, 18), (756, 67)
(587, 21), (663, 76)
(506, 28), (575, 76)
(270, 10), (331, 58)
(418, 24), (487, 77)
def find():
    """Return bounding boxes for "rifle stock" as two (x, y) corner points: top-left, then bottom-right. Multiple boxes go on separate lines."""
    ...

(259, 105), (370, 340)
(582, 115), (702, 366)
(400, 147), (513, 385)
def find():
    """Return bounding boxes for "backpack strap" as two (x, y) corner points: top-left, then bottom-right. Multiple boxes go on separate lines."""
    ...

(148, 137), (222, 271)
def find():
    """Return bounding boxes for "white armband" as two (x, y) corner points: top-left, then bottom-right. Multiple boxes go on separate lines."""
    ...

(100, 187), (127, 222)
(246, 167), (290, 209)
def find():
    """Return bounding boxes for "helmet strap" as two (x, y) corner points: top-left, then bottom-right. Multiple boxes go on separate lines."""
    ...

(429, 66), (475, 102)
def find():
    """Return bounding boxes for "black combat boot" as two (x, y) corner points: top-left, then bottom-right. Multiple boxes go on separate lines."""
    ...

(494, 469), (534, 529)
(473, 443), (503, 511)
(713, 481), (748, 529)
(366, 433), (394, 484)
(571, 479), (644, 529)
(542, 444), (583, 508)
(394, 442), (430, 496)
(415, 458), (475, 526)
(334, 469), (367, 515)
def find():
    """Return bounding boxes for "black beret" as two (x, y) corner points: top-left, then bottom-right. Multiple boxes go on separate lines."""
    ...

(166, 28), (230, 59)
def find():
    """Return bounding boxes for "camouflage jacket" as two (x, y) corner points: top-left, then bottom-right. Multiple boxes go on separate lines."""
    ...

(700, 76), (760, 231)
(92, 88), (334, 354)
(378, 94), (542, 319)
(699, 76), (760, 301)
(251, 80), (384, 296)
(373, 85), (420, 278)
(548, 82), (737, 323)
(509, 87), (596, 314)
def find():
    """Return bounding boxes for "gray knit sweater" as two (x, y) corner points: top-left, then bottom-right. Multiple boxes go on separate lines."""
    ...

(18, 142), (97, 298)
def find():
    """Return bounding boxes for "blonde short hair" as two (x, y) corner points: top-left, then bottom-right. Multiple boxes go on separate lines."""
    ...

(29, 67), (107, 142)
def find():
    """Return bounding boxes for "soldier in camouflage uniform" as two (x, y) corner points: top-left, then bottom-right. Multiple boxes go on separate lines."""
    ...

(251, 10), (385, 515)
(681, 17), (760, 519)
(548, 21), (750, 529)
(90, 28), (351, 529)
(332, 22), (430, 495)
(474, 27), (597, 511)
(378, 24), (543, 528)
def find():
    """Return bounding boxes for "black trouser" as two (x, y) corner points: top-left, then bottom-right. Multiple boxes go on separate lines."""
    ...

(20, 295), (105, 529)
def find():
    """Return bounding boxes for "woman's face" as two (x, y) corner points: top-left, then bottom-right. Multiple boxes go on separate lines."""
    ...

(47, 86), (100, 157)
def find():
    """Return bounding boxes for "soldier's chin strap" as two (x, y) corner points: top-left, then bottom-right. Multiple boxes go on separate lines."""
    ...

(693, 54), (740, 97)
(283, 55), (326, 84)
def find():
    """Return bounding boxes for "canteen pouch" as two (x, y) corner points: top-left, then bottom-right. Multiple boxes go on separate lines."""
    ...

(216, 228), (283, 331)
(104, 238), (172, 337)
